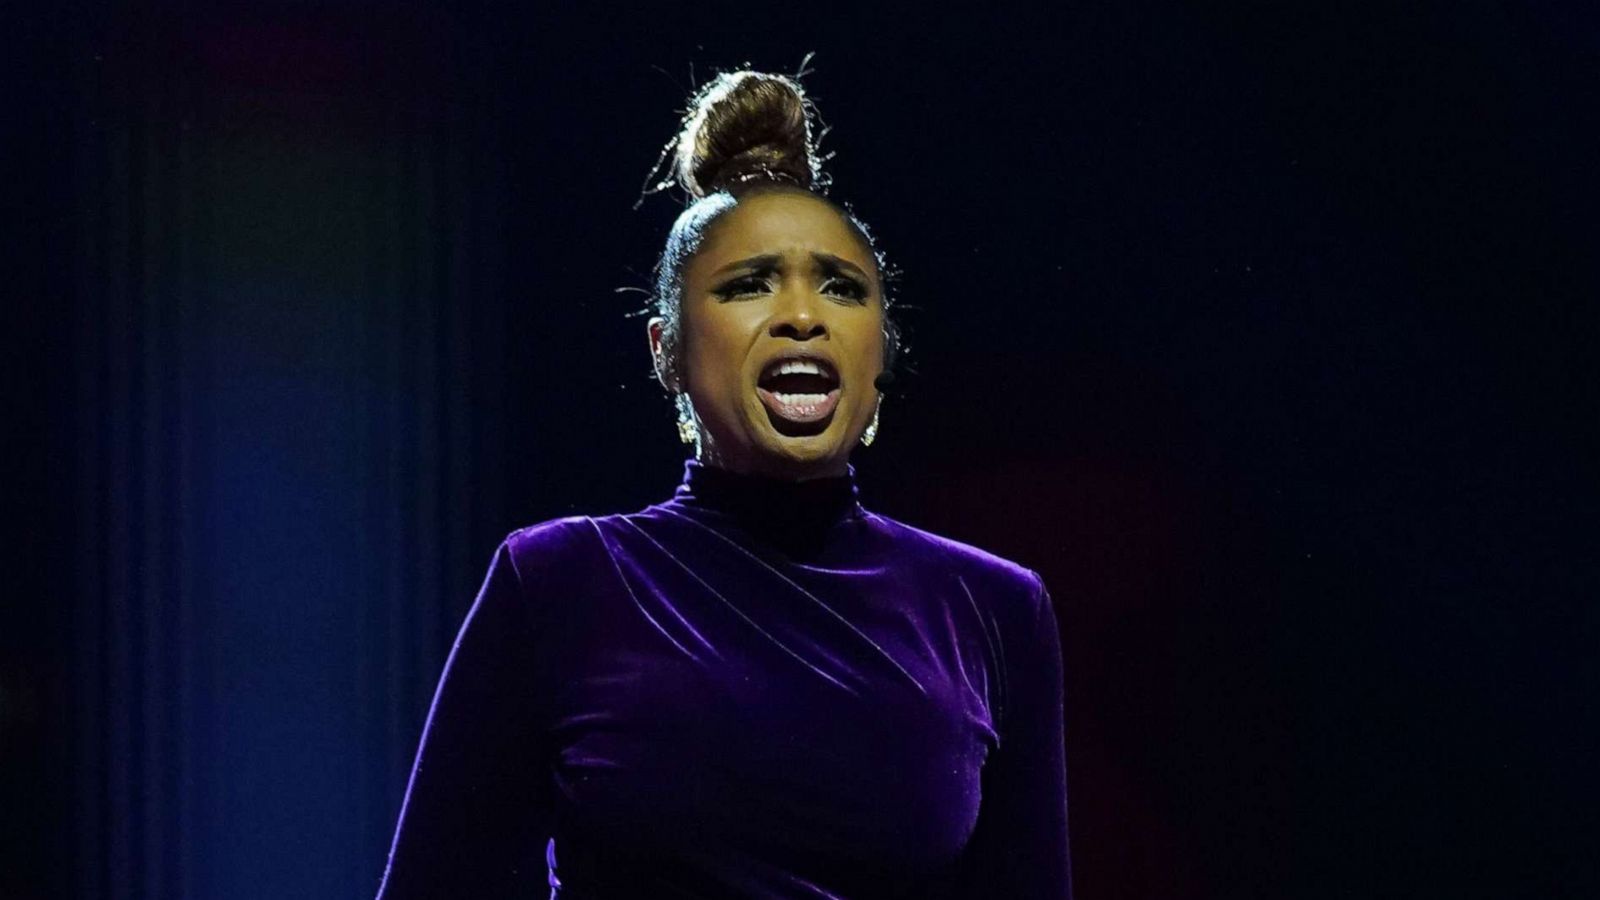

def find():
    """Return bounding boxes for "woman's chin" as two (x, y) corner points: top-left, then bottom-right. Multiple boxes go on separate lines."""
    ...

(747, 406), (848, 466)
(759, 423), (836, 459)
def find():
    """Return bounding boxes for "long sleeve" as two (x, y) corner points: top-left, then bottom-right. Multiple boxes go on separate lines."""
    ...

(376, 537), (555, 899)
(956, 571), (1074, 899)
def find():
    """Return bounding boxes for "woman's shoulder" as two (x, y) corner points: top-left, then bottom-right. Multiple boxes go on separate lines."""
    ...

(864, 510), (1048, 605)
(500, 514), (604, 583)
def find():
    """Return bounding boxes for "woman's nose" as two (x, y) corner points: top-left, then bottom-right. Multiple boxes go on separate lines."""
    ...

(769, 288), (828, 340)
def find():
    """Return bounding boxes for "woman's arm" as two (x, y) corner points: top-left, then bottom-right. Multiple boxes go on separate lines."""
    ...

(375, 536), (554, 898)
(957, 571), (1074, 899)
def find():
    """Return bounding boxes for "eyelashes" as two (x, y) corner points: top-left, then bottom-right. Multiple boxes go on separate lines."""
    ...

(712, 274), (870, 304)
(711, 276), (767, 299)
(824, 277), (870, 302)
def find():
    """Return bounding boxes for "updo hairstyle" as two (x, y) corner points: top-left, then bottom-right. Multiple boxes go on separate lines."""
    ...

(641, 67), (906, 435)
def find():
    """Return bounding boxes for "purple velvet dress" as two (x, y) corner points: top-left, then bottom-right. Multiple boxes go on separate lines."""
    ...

(376, 459), (1072, 898)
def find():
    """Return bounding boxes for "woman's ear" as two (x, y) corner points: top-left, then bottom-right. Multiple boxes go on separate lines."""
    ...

(647, 316), (674, 391)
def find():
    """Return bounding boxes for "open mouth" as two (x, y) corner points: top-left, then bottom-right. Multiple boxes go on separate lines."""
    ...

(756, 359), (841, 437)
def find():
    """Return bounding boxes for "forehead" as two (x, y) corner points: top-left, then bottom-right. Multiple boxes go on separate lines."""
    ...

(689, 190), (876, 277)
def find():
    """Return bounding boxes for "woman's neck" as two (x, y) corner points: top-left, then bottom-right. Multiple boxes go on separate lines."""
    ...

(693, 444), (850, 482)
(669, 457), (864, 560)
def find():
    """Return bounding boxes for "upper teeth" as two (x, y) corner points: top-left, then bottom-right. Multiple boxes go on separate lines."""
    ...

(768, 359), (828, 378)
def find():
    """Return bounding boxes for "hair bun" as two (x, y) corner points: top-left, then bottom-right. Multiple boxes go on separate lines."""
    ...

(673, 70), (821, 198)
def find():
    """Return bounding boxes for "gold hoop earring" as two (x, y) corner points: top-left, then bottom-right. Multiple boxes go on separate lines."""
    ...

(860, 401), (881, 447)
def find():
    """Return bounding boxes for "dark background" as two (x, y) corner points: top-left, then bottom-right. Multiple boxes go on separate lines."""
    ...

(5, 1), (1595, 897)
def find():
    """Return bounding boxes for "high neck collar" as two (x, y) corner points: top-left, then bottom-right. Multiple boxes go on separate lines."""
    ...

(669, 459), (865, 549)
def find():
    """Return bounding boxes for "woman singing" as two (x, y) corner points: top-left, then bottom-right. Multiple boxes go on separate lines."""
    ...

(376, 67), (1073, 899)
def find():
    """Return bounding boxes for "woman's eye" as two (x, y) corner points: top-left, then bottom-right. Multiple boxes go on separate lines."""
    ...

(823, 278), (868, 302)
(714, 276), (771, 299)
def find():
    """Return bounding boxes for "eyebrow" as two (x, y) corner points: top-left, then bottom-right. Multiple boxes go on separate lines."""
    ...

(711, 252), (871, 281)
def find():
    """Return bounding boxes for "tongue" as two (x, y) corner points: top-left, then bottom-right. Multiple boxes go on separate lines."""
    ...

(758, 385), (840, 426)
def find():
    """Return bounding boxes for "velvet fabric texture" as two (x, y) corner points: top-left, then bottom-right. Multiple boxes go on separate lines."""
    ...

(377, 459), (1072, 898)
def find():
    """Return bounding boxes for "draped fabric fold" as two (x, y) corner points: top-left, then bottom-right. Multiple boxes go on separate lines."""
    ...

(379, 459), (1072, 898)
